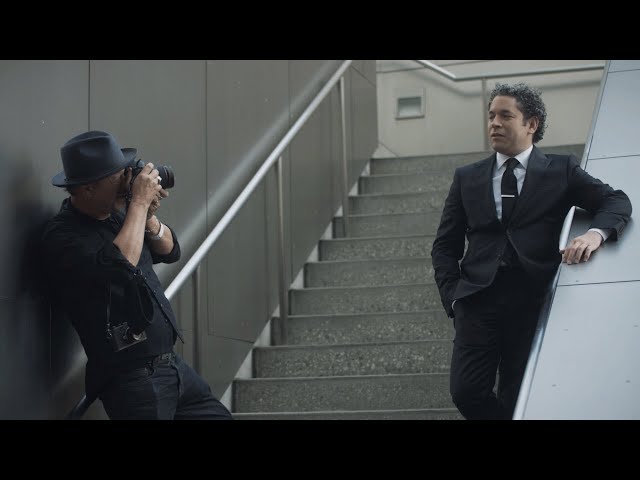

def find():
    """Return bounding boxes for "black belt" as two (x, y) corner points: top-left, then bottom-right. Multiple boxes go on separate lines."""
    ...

(148, 352), (176, 367)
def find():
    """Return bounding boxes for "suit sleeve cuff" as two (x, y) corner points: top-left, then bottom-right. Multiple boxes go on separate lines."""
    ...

(588, 228), (610, 243)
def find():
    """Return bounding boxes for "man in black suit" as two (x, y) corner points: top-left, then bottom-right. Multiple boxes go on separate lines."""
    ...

(431, 82), (632, 420)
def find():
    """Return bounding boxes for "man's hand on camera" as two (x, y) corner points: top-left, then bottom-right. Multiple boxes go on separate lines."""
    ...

(130, 162), (162, 210)
(147, 188), (169, 219)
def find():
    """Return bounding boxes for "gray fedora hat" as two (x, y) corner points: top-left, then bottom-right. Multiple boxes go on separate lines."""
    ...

(52, 130), (137, 187)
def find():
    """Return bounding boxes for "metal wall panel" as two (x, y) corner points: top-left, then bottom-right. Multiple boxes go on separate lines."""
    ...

(589, 69), (640, 159)
(205, 336), (255, 398)
(558, 156), (639, 286)
(520, 61), (640, 420)
(0, 60), (88, 419)
(289, 62), (336, 277)
(208, 183), (269, 341)
(205, 60), (289, 347)
(350, 67), (378, 185)
(609, 60), (640, 73)
(361, 60), (377, 86)
(523, 281), (640, 419)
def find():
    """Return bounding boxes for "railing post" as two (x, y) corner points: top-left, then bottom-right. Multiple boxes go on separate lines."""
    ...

(339, 75), (350, 237)
(192, 264), (201, 373)
(275, 155), (288, 344)
(481, 77), (489, 152)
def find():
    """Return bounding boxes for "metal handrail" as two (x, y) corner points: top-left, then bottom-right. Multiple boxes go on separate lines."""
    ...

(412, 60), (605, 150)
(413, 60), (605, 82)
(66, 60), (354, 419)
(164, 60), (353, 300)
(512, 61), (611, 419)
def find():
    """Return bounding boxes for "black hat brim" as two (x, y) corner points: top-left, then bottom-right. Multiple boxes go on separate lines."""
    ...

(51, 148), (137, 187)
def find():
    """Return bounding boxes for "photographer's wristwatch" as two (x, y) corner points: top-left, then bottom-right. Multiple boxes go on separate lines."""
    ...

(145, 218), (164, 241)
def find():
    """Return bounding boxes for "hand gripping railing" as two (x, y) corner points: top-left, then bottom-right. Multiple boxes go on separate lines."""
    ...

(65, 60), (354, 419)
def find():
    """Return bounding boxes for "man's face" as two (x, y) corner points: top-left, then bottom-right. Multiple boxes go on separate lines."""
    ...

(90, 169), (127, 213)
(488, 95), (538, 157)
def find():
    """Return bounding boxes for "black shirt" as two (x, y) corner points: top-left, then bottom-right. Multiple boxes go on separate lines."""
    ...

(42, 198), (183, 397)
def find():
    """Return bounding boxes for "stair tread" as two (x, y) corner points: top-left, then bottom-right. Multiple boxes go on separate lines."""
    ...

(255, 338), (452, 351)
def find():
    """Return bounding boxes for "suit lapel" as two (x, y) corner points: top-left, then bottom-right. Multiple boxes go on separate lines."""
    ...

(512, 146), (551, 221)
(471, 154), (498, 221)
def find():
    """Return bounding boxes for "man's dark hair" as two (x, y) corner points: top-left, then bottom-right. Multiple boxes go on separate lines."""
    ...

(65, 186), (80, 196)
(488, 82), (547, 143)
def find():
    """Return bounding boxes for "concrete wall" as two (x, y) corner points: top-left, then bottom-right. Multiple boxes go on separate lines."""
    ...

(0, 60), (377, 419)
(376, 60), (604, 157)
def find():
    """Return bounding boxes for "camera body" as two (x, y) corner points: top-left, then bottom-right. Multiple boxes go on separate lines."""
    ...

(108, 322), (148, 352)
(130, 159), (175, 190)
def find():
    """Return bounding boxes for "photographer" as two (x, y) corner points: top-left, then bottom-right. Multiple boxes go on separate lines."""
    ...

(42, 130), (232, 420)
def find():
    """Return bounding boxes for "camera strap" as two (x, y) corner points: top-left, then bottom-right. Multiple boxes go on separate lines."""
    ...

(105, 282), (112, 341)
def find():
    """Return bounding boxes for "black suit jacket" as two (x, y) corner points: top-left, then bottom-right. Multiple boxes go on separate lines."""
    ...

(431, 146), (632, 318)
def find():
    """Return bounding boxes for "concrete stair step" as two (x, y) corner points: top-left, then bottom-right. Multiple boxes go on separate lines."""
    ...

(359, 172), (452, 195)
(350, 192), (445, 215)
(233, 408), (462, 420)
(305, 257), (433, 288)
(254, 340), (452, 378)
(276, 311), (452, 346)
(371, 150), (492, 175)
(233, 373), (452, 412)
(334, 212), (441, 238)
(290, 283), (441, 315)
(319, 235), (435, 261)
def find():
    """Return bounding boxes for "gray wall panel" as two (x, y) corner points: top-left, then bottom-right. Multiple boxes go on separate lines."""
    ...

(351, 68), (378, 184)
(205, 336), (255, 398)
(205, 60), (289, 354)
(590, 70), (640, 159)
(0, 298), (49, 419)
(208, 184), (269, 341)
(351, 61), (365, 77)
(558, 156), (639, 286)
(289, 66), (335, 276)
(364, 61), (377, 87)
(524, 282), (640, 419)
(520, 61), (640, 419)
(0, 60), (88, 418)
(0, 60), (88, 298)
(609, 60), (640, 72)
(90, 60), (208, 285)
(288, 61), (343, 121)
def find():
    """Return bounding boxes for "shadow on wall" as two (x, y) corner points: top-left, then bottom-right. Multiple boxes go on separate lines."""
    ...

(0, 161), (82, 419)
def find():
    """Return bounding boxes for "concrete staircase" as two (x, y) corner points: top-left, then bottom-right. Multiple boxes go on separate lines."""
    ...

(232, 144), (584, 420)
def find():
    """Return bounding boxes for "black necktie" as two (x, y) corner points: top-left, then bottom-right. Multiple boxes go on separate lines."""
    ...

(501, 157), (519, 225)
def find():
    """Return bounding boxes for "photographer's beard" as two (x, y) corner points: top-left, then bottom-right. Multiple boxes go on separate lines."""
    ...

(72, 169), (128, 220)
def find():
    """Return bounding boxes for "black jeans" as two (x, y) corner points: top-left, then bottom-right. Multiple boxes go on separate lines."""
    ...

(449, 267), (545, 420)
(99, 353), (233, 420)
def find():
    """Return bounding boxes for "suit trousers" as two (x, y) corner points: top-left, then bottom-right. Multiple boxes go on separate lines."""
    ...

(449, 266), (545, 420)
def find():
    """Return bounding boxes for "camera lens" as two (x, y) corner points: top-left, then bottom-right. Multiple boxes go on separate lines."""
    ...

(158, 165), (174, 189)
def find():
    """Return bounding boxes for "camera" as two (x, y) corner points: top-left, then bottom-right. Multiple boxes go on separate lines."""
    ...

(108, 321), (148, 352)
(130, 159), (175, 189)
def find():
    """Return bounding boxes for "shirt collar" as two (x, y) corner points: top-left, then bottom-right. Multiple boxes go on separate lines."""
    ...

(496, 144), (533, 170)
